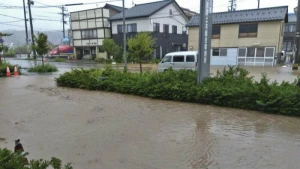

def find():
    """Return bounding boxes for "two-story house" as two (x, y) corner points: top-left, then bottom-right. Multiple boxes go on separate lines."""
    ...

(282, 13), (296, 56)
(187, 6), (288, 66)
(109, 0), (189, 59)
(70, 4), (124, 59)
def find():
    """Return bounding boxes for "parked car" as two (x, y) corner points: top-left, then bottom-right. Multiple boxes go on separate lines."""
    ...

(158, 51), (198, 72)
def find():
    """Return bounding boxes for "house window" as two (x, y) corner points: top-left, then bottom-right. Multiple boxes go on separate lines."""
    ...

(239, 23), (258, 38)
(239, 47), (275, 58)
(220, 49), (227, 56)
(81, 29), (97, 38)
(265, 48), (274, 57)
(127, 23), (137, 33)
(172, 26), (177, 34)
(186, 55), (195, 62)
(212, 25), (221, 39)
(212, 48), (227, 56)
(285, 24), (296, 32)
(169, 9), (173, 15)
(212, 49), (220, 56)
(117, 25), (123, 33)
(256, 47), (265, 57)
(153, 23), (160, 32)
(163, 24), (169, 34)
(173, 55), (184, 62)
(238, 48), (246, 57)
(247, 47), (256, 57)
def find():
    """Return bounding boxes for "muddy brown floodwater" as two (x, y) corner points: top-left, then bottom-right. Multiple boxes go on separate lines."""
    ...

(1, 75), (300, 169)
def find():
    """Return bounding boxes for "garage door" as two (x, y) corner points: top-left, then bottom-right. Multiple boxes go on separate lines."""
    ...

(211, 48), (237, 66)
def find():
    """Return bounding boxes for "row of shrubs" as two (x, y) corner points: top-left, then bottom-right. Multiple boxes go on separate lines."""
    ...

(0, 62), (21, 77)
(0, 148), (72, 169)
(28, 64), (58, 73)
(94, 57), (161, 64)
(56, 66), (300, 116)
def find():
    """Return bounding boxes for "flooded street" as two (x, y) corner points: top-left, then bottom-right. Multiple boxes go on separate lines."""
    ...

(1, 74), (300, 169)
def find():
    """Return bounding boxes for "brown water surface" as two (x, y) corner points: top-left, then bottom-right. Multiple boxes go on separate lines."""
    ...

(0, 76), (300, 169)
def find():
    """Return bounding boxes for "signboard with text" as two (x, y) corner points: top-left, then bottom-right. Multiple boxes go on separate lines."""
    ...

(198, 0), (213, 83)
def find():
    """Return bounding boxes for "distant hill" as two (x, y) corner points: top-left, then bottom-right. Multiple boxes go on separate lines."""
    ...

(1, 30), (63, 46)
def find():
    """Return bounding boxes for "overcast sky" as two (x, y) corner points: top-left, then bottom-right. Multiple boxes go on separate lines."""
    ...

(0, 0), (297, 32)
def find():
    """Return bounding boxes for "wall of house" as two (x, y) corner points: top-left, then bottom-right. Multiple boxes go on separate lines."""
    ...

(150, 3), (187, 34)
(188, 21), (283, 53)
(111, 18), (150, 34)
(111, 3), (188, 34)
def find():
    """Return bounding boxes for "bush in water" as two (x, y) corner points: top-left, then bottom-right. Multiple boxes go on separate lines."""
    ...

(0, 148), (73, 169)
(28, 64), (58, 73)
(56, 66), (300, 116)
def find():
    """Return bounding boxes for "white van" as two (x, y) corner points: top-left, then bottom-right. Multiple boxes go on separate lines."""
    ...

(158, 51), (198, 72)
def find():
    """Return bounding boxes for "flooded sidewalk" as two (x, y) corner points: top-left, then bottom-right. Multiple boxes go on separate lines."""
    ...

(1, 75), (300, 169)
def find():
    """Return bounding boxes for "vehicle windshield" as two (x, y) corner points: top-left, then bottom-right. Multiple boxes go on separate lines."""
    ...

(162, 55), (172, 62)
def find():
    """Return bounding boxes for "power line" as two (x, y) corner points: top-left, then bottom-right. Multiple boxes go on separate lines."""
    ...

(34, 18), (62, 22)
(0, 22), (54, 31)
(0, 0), (122, 9)
(0, 13), (23, 20)
(0, 19), (24, 24)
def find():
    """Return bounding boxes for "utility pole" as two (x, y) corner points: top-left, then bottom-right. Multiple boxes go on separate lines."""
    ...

(198, 0), (213, 83)
(257, 0), (260, 8)
(22, 0), (30, 58)
(296, 1), (300, 67)
(27, 0), (36, 59)
(61, 5), (67, 38)
(123, 0), (127, 69)
(228, 0), (236, 11)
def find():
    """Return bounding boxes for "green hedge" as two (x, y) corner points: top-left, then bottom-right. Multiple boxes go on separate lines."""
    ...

(28, 64), (58, 73)
(0, 62), (21, 77)
(53, 57), (66, 62)
(56, 66), (300, 116)
(0, 148), (72, 169)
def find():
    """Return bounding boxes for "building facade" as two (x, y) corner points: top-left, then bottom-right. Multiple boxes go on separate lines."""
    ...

(282, 13), (296, 56)
(187, 6), (288, 66)
(109, 0), (189, 59)
(70, 4), (124, 59)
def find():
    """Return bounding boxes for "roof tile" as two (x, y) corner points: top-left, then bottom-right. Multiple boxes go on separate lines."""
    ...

(186, 6), (288, 27)
(109, 0), (172, 20)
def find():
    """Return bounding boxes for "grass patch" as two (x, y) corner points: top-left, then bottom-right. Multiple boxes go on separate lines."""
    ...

(53, 57), (66, 62)
(56, 66), (300, 116)
(28, 64), (58, 73)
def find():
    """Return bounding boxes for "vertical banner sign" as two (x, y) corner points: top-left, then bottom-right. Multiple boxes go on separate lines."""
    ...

(198, 0), (213, 83)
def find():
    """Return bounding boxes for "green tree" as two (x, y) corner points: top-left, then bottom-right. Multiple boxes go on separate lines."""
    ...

(32, 33), (50, 65)
(0, 148), (73, 169)
(127, 32), (156, 73)
(0, 32), (12, 64)
(102, 39), (121, 59)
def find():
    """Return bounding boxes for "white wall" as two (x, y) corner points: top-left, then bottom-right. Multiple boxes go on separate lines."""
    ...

(111, 18), (150, 34)
(111, 2), (188, 35)
(150, 3), (187, 34)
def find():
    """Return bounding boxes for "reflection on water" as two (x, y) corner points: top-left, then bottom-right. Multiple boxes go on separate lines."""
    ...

(1, 76), (300, 169)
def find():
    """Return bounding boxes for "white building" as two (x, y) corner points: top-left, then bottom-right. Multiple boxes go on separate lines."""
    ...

(70, 4), (124, 59)
(109, 0), (189, 59)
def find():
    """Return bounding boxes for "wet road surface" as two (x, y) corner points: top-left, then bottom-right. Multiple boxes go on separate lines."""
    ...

(1, 74), (300, 169)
